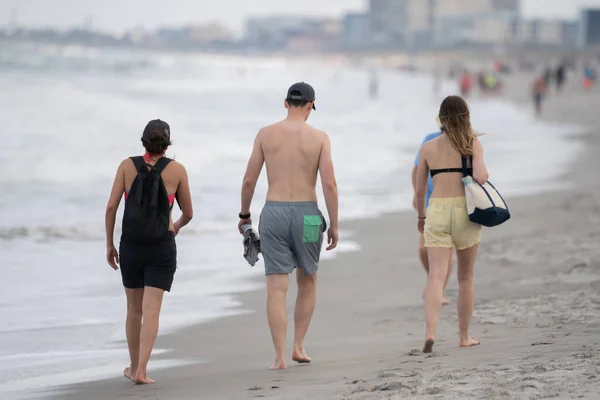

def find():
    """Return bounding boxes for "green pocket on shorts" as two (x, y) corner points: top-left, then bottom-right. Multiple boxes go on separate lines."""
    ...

(303, 215), (322, 243)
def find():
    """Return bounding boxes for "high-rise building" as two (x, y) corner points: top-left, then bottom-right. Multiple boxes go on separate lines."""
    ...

(365, 0), (522, 49)
(368, 0), (408, 45)
(579, 9), (600, 47)
(433, 0), (520, 47)
(491, 0), (520, 13)
(436, 0), (489, 17)
(342, 13), (370, 49)
(436, 0), (519, 16)
(367, 0), (435, 48)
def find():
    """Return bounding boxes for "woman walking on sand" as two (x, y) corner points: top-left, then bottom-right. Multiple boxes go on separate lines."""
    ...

(105, 119), (193, 384)
(415, 96), (488, 353)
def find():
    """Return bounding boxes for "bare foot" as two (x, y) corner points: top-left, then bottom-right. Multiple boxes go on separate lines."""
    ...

(270, 360), (286, 370)
(292, 348), (312, 364)
(459, 337), (480, 348)
(423, 337), (435, 353)
(134, 372), (156, 385)
(123, 367), (136, 382)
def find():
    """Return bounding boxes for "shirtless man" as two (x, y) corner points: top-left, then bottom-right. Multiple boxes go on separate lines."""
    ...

(238, 82), (339, 370)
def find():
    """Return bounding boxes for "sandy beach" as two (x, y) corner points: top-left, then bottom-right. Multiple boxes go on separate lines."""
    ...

(39, 72), (600, 400)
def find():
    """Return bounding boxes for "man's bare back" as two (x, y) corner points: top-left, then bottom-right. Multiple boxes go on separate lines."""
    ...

(259, 120), (325, 203)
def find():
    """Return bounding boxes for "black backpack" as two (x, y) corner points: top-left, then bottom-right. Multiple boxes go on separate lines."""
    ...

(122, 156), (177, 243)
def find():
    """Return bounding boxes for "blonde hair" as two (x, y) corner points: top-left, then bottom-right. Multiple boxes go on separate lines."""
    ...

(437, 96), (476, 157)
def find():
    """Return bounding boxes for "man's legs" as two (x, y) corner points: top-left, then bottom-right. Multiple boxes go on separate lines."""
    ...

(292, 268), (317, 363)
(266, 274), (289, 370)
(420, 233), (453, 305)
(124, 288), (144, 382)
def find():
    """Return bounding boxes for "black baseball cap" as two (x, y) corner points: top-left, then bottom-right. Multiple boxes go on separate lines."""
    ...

(286, 82), (316, 110)
(142, 119), (171, 142)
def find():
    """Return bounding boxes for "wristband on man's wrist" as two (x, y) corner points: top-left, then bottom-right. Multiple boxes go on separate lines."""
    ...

(418, 216), (426, 220)
(239, 212), (251, 219)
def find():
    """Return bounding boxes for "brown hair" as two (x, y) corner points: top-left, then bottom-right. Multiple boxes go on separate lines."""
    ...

(438, 95), (475, 157)
(142, 131), (171, 154)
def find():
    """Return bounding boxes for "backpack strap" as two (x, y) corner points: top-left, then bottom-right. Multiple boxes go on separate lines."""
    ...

(130, 156), (147, 171)
(153, 157), (172, 174)
(153, 158), (182, 210)
(129, 156), (148, 206)
(149, 157), (172, 208)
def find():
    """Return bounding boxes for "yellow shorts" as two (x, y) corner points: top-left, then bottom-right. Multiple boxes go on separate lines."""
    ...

(424, 197), (481, 250)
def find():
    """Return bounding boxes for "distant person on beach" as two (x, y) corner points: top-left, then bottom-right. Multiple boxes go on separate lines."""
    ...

(532, 75), (548, 116)
(477, 71), (487, 94)
(105, 119), (193, 384)
(544, 67), (552, 86)
(238, 82), (339, 370)
(416, 96), (488, 353)
(583, 63), (597, 90)
(413, 133), (454, 305)
(555, 64), (566, 92)
(369, 70), (379, 100)
(459, 70), (472, 98)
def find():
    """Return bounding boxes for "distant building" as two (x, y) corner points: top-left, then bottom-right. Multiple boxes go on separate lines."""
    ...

(156, 27), (188, 43)
(126, 27), (149, 44)
(436, 0), (495, 16)
(243, 16), (339, 52)
(364, 0), (524, 49)
(579, 9), (600, 48)
(367, 0), (436, 49)
(433, 0), (520, 47)
(406, 0), (435, 49)
(244, 16), (291, 49)
(491, 0), (520, 12)
(518, 19), (579, 47)
(471, 11), (517, 45)
(562, 21), (580, 47)
(286, 34), (321, 53)
(188, 23), (234, 44)
(368, 0), (408, 46)
(155, 23), (233, 47)
(342, 13), (369, 49)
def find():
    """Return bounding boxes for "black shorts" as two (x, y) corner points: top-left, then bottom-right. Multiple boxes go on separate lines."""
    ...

(119, 233), (177, 292)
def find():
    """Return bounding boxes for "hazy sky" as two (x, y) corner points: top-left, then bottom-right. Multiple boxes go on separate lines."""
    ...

(2, 0), (600, 34)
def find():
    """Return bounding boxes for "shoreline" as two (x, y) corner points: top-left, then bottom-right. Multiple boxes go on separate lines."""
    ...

(29, 72), (600, 399)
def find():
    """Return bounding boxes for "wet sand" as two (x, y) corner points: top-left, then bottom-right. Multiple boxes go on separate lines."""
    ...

(42, 73), (600, 400)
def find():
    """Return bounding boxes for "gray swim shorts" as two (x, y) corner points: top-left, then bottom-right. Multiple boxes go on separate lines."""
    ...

(259, 201), (327, 276)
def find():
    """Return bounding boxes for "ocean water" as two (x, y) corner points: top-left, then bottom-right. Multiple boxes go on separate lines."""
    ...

(0, 43), (583, 397)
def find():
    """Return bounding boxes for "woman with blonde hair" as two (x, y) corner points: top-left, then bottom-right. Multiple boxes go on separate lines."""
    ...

(415, 96), (488, 353)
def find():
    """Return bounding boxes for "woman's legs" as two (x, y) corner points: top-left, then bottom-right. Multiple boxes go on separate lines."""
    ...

(135, 286), (165, 384)
(423, 247), (453, 353)
(420, 234), (453, 305)
(124, 288), (144, 381)
(456, 244), (480, 348)
(443, 252), (454, 304)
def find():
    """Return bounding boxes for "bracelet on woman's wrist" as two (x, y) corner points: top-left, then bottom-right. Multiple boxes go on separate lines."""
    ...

(418, 216), (426, 220)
